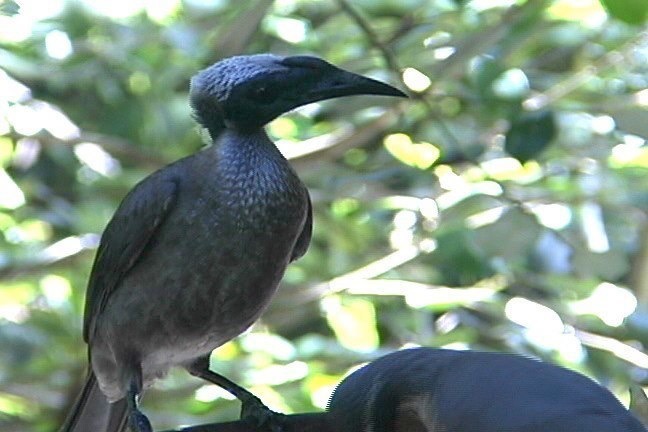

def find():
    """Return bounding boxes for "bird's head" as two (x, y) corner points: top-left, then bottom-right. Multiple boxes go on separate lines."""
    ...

(190, 54), (406, 136)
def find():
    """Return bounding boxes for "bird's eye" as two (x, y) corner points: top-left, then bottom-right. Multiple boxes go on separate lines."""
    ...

(248, 85), (278, 104)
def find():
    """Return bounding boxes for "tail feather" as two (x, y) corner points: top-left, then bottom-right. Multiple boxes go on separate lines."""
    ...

(59, 371), (128, 432)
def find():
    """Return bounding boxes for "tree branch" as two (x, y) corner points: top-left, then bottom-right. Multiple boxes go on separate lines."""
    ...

(334, 0), (401, 74)
(9, 129), (168, 168)
(333, 0), (465, 152)
(285, 107), (403, 170)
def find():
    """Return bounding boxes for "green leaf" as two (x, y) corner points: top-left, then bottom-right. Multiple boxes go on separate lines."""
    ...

(324, 296), (379, 352)
(599, 0), (648, 25)
(0, 0), (19, 16)
(571, 247), (629, 280)
(384, 133), (440, 169)
(505, 110), (556, 163)
(472, 208), (542, 262)
(471, 55), (506, 100)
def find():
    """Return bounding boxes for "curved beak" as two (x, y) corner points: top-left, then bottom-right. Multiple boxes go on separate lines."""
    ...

(306, 67), (407, 102)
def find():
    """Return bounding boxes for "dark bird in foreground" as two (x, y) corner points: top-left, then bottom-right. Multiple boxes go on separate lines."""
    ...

(59, 54), (405, 432)
(327, 347), (646, 431)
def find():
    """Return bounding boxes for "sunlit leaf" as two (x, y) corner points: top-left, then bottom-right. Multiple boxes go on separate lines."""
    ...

(599, 0), (648, 24)
(0, 137), (13, 166)
(384, 133), (440, 169)
(0, 0), (20, 16)
(324, 296), (379, 352)
(1, 1), (645, 428)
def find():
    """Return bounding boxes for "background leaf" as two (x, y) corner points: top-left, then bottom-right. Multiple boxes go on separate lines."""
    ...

(505, 110), (556, 163)
(0, 1), (646, 430)
(599, 0), (648, 25)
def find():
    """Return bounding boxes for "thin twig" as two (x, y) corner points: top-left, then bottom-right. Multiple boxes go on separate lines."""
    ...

(575, 329), (648, 369)
(286, 107), (403, 169)
(295, 244), (424, 304)
(334, 0), (463, 151)
(334, 0), (402, 73)
(9, 129), (168, 168)
(523, 31), (648, 110)
(498, 186), (581, 252)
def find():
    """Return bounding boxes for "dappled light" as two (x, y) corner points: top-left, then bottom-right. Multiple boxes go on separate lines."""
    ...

(1, 0), (647, 431)
(572, 282), (638, 327)
(45, 30), (73, 60)
(74, 142), (121, 177)
(195, 384), (237, 403)
(0, 169), (25, 209)
(402, 68), (432, 93)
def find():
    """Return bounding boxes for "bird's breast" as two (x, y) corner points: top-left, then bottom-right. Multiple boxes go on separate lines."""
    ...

(141, 149), (308, 335)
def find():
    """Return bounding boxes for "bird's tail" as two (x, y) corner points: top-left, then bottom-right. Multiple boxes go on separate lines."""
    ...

(59, 370), (129, 432)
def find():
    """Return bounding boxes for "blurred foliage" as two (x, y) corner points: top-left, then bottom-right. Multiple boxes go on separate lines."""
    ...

(0, 0), (647, 430)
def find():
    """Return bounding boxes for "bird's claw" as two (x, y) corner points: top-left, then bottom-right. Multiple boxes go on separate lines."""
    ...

(240, 394), (286, 432)
(129, 409), (153, 432)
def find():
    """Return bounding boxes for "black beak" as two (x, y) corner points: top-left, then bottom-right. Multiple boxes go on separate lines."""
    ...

(307, 67), (407, 102)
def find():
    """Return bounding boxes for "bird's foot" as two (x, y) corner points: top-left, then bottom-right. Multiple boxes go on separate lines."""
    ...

(129, 409), (153, 432)
(240, 393), (286, 432)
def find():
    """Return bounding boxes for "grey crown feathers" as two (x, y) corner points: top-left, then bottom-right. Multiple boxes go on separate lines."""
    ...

(190, 54), (281, 103)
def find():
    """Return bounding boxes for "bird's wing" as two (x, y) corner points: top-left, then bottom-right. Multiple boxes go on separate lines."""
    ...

(290, 193), (312, 262)
(82, 175), (179, 342)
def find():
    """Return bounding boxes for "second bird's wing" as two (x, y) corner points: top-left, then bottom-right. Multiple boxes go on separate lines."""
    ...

(82, 174), (179, 343)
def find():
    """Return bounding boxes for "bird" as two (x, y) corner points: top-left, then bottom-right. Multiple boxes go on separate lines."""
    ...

(327, 347), (646, 432)
(59, 53), (406, 432)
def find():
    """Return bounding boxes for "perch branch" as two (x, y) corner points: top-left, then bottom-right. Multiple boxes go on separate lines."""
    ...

(161, 413), (333, 432)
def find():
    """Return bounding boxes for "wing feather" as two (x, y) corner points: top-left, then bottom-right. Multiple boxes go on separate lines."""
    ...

(82, 176), (179, 342)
